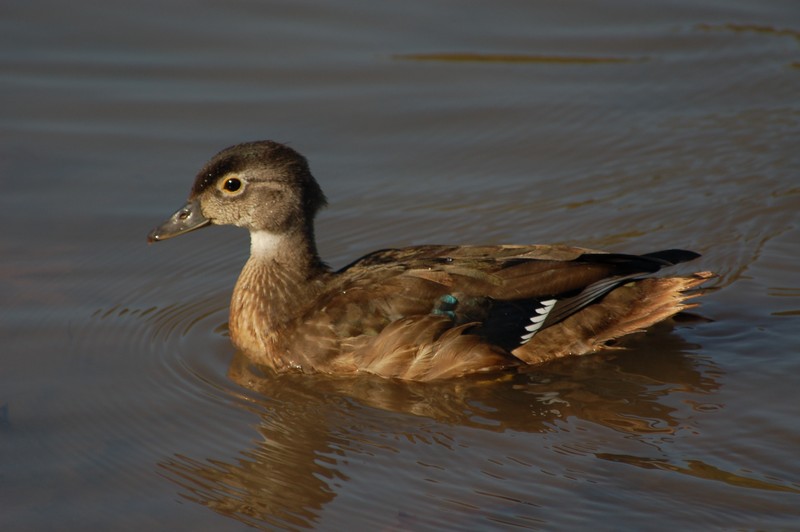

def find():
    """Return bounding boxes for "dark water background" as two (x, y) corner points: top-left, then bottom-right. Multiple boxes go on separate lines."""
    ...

(2, 1), (799, 529)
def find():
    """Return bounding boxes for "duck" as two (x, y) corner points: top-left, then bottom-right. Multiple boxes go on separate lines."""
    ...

(148, 140), (714, 381)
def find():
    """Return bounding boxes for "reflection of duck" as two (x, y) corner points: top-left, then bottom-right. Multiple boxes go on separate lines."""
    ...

(148, 141), (713, 380)
(159, 339), (726, 529)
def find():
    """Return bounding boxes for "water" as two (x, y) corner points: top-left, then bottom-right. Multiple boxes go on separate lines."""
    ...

(2, 1), (799, 529)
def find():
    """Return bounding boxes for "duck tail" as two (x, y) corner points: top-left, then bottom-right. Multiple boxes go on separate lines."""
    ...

(512, 271), (715, 364)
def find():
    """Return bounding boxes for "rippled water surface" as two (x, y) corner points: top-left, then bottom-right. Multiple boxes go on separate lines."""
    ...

(2, 1), (799, 529)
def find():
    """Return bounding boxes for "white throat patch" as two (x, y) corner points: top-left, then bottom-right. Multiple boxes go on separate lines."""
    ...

(250, 230), (284, 257)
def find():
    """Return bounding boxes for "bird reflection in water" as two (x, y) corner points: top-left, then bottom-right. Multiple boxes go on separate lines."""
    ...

(158, 321), (727, 529)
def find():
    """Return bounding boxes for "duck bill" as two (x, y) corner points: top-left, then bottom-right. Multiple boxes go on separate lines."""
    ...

(147, 198), (211, 243)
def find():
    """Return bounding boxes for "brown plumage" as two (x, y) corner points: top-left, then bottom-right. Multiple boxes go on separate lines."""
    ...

(148, 140), (714, 381)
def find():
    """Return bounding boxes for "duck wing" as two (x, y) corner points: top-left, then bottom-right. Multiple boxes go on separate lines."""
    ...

(287, 245), (703, 379)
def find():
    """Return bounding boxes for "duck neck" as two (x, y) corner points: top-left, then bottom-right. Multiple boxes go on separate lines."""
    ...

(229, 228), (329, 367)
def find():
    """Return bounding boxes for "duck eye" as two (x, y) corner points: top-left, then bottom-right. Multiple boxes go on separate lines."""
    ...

(223, 178), (242, 192)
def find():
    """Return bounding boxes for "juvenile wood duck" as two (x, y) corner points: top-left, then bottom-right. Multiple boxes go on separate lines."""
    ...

(148, 141), (713, 381)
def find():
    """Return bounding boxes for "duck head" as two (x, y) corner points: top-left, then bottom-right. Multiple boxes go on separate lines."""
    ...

(148, 141), (327, 243)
